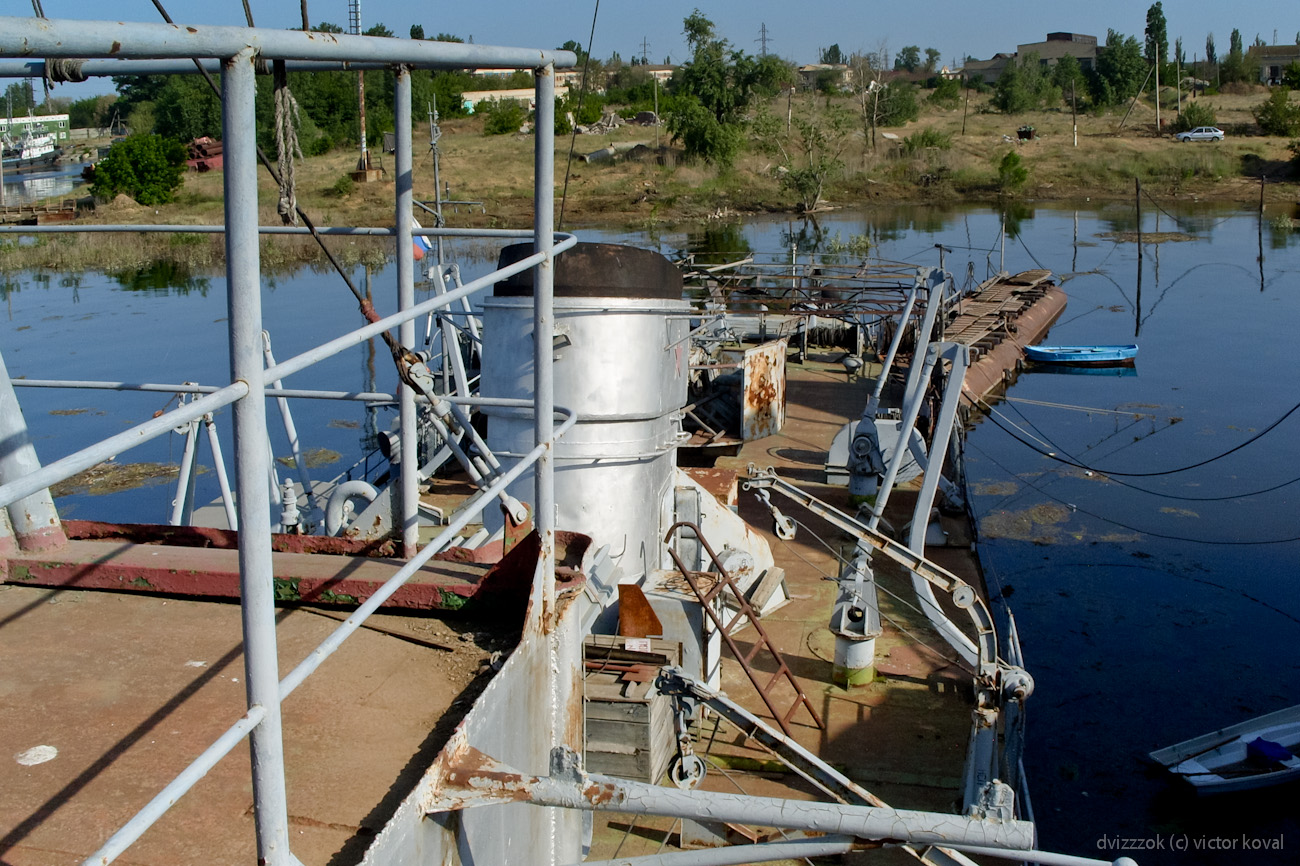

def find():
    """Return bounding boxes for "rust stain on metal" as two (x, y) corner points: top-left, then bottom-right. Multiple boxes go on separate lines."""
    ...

(740, 339), (787, 441)
(443, 746), (533, 802)
(581, 780), (620, 807)
(109, 41), (121, 55)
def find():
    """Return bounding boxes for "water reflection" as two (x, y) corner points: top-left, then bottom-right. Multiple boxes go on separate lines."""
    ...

(1, 163), (87, 206)
(109, 261), (211, 295)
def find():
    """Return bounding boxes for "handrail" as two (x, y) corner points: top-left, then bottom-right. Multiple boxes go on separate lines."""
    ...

(0, 238), (577, 512)
(86, 706), (268, 865)
(279, 405), (578, 699)
(86, 404), (578, 866)
(0, 381), (248, 508)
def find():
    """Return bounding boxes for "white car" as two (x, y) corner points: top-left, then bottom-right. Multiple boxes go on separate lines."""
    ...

(1176, 126), (1225, 142)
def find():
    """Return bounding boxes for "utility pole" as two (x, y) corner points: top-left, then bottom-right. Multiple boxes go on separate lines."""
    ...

(1071, 79), (1077, 146)
(756, 23), (771, 58)
(349, 0), (374, 178)
(639, 36), (651, 65)
(1154, 59), (1160, 133)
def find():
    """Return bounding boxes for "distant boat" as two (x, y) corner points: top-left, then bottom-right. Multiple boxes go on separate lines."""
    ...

(1024, 344), (1138, 366)
(2, 130), (61, 174)
(1149, 704), (1300, 794)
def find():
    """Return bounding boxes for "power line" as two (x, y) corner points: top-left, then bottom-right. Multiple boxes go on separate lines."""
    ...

(965, 438), (1300, 546)
(967, 392), (1300, 479)
(993, 395), (1300, 503)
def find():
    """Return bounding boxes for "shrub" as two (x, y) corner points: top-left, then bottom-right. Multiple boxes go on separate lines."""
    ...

(996, 150), (1028, 192)
(481, 99), (527, 135)
(90, 134), (188, 205)
(326, 174), (355, 198)
(903, 128), (953, 155)
(926, 77), (961, 108)
(1253, 89), (1300, 137)
(1170, 101), (1217, 133)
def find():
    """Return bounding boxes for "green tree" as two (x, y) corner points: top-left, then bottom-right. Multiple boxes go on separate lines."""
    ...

(1052, 54), (1085, 103)
(993, 54), (1057, 113)
(667, 10), (766, 166)
(895, 45), (920, 72)
(927, 76), (961, 108)
(313, 21), (344, 33)
(4, 81), (36, 115)
(996, 150), (1028, 193)
(363, 24), (394, 38)
(1283, 62), (1300, 90)
(924, 47), (942, 74)
(90, 134), (188, 205)
(69, 94), (113, 129)
(993, 62), (1031, 113)
(1221, 29), (1246, 83)
(753, 55), (797, 96)
(410, 24), (425, 40)
(1144, 3), (1168, 66)
(1092, 30), (1147, 105)
(821, 44), (845, 66)
(753, 101), (853, 212)
(1205, 33), (1217, 66)
(481, 99), (527, 135)
(814, 68), (841, 94)
(1253, 89), (1300, 136)
(154, 76), (222, 142)
(434, 33), (464, 43)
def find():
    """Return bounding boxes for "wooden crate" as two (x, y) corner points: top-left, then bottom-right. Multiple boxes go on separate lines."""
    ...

(583, 635), (682, 784)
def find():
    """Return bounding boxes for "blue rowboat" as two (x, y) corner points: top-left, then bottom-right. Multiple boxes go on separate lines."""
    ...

(1024, 344), (1138, 366)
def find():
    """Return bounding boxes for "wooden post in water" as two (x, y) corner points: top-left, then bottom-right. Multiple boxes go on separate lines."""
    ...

(1259, 174), (1266, 292)
(1135, 178), (1143, 337)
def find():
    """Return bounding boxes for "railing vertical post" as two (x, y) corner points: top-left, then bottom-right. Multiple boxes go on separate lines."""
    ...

(223, 49), (296, 866)
(533, 64), (557, 626)
(0, 347), (66, 552)
(533, 61), (563, 866)
(395, 64), (419, 559)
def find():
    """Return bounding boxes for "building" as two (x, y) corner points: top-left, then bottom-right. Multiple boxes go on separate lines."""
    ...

(962, 53), (1015, 84)
(797, 63), (853, 91)
(0, 112), (70, 142)
(1017, 33), (1098, 71)
(1248, 45), (1300, 85)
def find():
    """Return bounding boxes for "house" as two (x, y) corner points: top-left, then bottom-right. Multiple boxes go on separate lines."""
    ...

(1248, 45), (1300, 85)
(1017, 33), (1098, 71)
(962, 53), (1015, 84)
(797, 63), (853, 91)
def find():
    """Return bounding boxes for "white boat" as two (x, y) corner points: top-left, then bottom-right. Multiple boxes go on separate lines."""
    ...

(1150, 704), (1300, 794)
(2, 129), (60, 172)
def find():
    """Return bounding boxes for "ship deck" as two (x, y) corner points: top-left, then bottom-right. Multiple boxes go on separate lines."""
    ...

(1, 281), (1062, 864)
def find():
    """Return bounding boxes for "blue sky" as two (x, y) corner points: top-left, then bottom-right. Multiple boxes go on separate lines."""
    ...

(0, 1), (1296, 98)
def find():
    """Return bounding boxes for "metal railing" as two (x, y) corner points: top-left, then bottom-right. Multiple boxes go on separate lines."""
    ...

(0, 16), (575, 866)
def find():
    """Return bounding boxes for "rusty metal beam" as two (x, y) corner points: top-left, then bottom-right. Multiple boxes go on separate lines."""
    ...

(430, 746), (1036, 851)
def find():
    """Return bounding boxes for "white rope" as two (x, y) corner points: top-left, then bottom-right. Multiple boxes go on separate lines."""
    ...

(273, 62), (304, 226)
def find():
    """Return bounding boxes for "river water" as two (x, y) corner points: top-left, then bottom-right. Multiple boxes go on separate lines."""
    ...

(2, 201), (1298, 863)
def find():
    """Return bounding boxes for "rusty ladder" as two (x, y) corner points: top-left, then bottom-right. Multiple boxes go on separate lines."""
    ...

(663, 521), (823, 736)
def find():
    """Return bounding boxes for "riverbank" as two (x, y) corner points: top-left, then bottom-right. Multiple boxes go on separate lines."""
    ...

(3, 87), (1297, 273)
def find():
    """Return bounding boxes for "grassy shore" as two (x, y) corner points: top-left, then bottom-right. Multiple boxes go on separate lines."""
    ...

(3, 85), (1297, 274)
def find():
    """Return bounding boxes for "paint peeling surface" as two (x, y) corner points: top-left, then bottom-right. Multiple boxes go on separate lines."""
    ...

(715, 338), (787, 442)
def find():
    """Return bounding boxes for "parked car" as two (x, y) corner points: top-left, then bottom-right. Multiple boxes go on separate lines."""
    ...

(1176, 126), (1225, 142)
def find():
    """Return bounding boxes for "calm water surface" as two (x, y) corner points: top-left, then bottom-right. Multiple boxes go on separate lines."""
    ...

(3, 202), (1298, 863)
